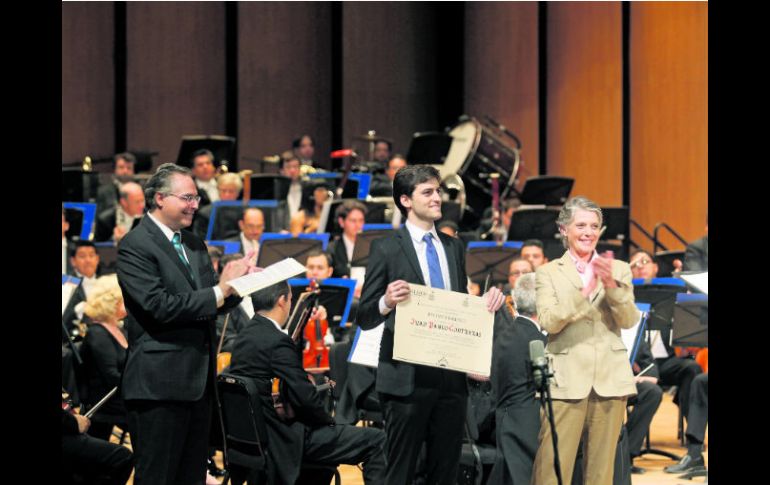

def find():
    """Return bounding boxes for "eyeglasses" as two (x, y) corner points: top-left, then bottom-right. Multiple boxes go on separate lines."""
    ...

(630, 258), (651, 269)
(165, 193), (201, 204)
(509, 270), (532, 277)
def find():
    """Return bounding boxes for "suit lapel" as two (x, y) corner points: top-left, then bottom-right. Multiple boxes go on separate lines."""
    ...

(142, 218), (196, 288)
(557, 252), (584, 290)
(183, 231), (201, 289)
(396, 227), (425, 285)
(437, 231), (459, 291)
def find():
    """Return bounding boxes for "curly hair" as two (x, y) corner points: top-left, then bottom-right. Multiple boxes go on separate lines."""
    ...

(83, 275), (124, 323)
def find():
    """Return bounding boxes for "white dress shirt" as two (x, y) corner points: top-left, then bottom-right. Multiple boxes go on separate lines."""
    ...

(342, 234), (356, 263)
(62, 238), (68, 274)
(147, 212), (225, 307)
(379, 220), (451, 316)
(239, 232), (260, 261)
(287, 181), (303, 217)
(196, 178), (220, 203)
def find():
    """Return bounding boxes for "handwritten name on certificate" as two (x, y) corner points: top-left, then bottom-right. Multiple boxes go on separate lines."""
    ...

(393, 284), (494, 376)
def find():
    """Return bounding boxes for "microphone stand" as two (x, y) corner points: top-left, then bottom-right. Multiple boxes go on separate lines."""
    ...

(534, 358), (563, 485)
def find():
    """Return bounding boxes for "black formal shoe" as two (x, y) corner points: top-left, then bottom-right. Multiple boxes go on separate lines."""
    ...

(664, 453), (705, 473)
(630, 465), (646, 474)
(207, 458), (225, 478)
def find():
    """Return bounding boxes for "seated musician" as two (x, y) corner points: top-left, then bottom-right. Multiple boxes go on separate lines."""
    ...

(369, 154), (407, 197)
(63, 240), (101, 342)
(94, 181), (145, 242)
(665, 372), (708, 474)
(289, 182), (332, 236)
(225, 207), (265, 265)
(192, 172), (243, 239)
(281, 153), (304, 219)
(228, 281), (386, 485)
(327, 200), (367, 279)
(629, 250), (703, 437)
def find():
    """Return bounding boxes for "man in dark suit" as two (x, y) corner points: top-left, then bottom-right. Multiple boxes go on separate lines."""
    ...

(489, 272), (547, 485)
(683, 229), (708, 271)
(357, 165), (504, 485)
(225, 207), (265, 265)
(63, 240), (101, 342)
(327, 200), (367, 278)
(116, 163), (252, 485)
(96, 152), (137, 213)
(95, 182), (145, 242)
(626, 335), (663, 474)
(228, 280), (386, 485)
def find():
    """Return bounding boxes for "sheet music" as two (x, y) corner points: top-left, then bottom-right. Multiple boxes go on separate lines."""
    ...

(620, 313), (644, 361)
(62, 281), (79, 316)
(680, 272), (708, 295)
(350, 266), (366, 290)
(227, 258), (307, 297)
(348, 323), (384, 368)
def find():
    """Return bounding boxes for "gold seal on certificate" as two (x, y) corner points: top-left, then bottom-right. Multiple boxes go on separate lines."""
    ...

(393, 284), (494, 376)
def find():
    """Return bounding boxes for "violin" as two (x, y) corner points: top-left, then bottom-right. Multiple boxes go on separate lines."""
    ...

(303, 308), (330, 370)
(504, 295), (516, 318)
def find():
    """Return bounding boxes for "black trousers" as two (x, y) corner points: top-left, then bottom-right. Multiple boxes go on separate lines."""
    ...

(656, 356), (702, 417)
(125, 394), (212, 485)
(62, 432), (134, 485)
(379, 369), (467, 485)
(304, 424), (387, 484)
(685, 373), (708, 445)
(626, 381), (663, 457)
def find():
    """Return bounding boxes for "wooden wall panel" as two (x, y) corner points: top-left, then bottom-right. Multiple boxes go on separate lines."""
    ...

(547, 2), (623, 206)
(342, 2), (439, 158)
(62, 2), (114, 165)
(126, 2), (226, 167)
(464, 2), (540, 179)
(237, 2), (332, 173)
(630, 2), (708, 250)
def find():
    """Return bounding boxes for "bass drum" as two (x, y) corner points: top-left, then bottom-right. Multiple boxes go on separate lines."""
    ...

(439, 117), (521, 218)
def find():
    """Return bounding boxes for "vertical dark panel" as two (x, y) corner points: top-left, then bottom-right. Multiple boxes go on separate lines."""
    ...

(126, 2), (226, 167)
(342, 2), (440, 158)
(225, 2), (238, 144)
(622, 1), (630, 208)
(435, 2), (464, 131)
(62, 2), (114, 164)
(464, 2), (540, 180)
(538, 2), (548, 175)
(547, 1), (623, 206)
(238, 2), (332, 172)
(331, 2), (343, 153)
(114, 2), (126, 153)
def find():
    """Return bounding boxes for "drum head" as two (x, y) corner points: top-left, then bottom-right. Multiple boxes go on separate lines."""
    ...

(438, 119), (481, 179)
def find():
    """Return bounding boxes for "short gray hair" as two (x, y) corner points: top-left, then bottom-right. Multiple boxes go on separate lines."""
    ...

(513, 272), (537, 317)
(556, 196), (603, 248)
(144, 163), (193, 211)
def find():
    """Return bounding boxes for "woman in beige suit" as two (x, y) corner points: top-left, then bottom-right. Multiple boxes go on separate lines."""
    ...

(531, 196), (639, 485)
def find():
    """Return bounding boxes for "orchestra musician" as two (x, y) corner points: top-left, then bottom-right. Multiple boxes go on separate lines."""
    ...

(228, 281), (386, 485)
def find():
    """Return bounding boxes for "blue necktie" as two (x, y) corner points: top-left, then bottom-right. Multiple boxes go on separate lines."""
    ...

(423, 233), (445, 290)
(172, 233), (194, 279)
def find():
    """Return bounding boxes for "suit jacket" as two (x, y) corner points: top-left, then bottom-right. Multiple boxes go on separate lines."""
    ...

(228, 314), (334, 485)
(684, 235), (708, 271)
(327, 237), (351, 278)
(535, 251), (639, 400)
(95, 207), (141, 242)
(116, 216), (241, 402)
(491, 313), (547, 410)
(357, 225), (469, 396)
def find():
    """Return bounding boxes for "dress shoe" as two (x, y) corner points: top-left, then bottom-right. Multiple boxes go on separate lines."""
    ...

(664, 453), (705, 473)
(630, 465), (646, 474)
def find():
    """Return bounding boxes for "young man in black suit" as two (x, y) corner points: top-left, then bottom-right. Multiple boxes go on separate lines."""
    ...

(228, 280), (386, 485)
(357, 165), (505, 485)
(116, 163), (253, 485)
(327, 200), (367, 278)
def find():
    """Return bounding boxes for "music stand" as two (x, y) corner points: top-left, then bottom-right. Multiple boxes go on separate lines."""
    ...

(308, 173), (369, 199)
(631, 285), (685, 461)
(507, 207), (563, 261)
(62, 169), (100, 203)
(206, 240), (242, 255)
(406, 131), (453, 165)
(249, 174), (291, 200)
(288, 278), (357, 328)
(350, 229), (394, 269)
(672, 293), (708, 347)
(519, 176), (574, 206)
(206, 200), (281, 241)
(654, 250), (685, 277)
(465, 242), (523, 289)
(63, 202), (97, 241)
(93, 241), (118, 275)
(176, 135), (237, 172)
(256, 234), (329, 268)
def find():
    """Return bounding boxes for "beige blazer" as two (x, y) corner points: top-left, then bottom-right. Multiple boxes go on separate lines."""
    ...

(535, 251), (640, 400)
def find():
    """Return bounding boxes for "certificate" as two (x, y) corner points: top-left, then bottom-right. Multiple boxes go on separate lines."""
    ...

(393, 284), (494, 376)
